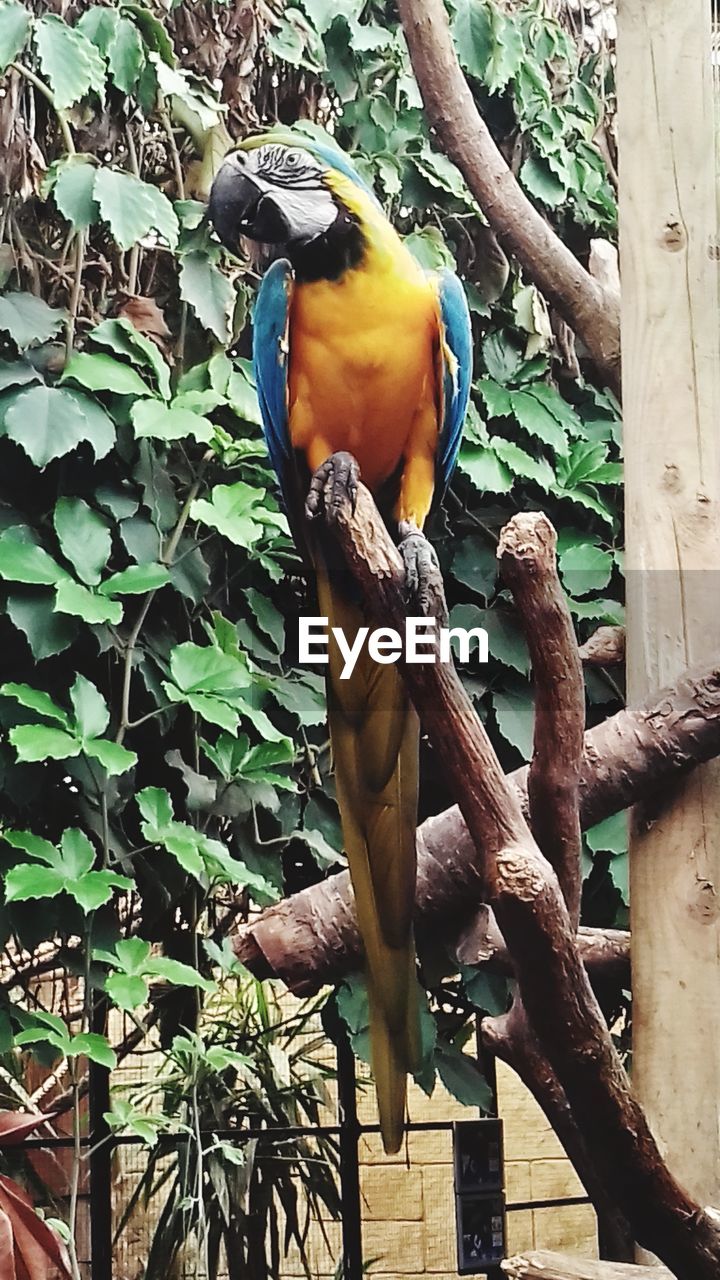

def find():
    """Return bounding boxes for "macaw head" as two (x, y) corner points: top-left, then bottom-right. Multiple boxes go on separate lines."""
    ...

(207, 133), (380, 276)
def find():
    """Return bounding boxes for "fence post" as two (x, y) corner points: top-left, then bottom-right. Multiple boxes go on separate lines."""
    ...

(336, 1032), (363, 1280)
(89, 994), (113, 1280)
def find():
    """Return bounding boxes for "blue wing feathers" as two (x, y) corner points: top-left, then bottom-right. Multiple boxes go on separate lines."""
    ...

(436, 268), (473, 495)
(252, 258), (293, 501)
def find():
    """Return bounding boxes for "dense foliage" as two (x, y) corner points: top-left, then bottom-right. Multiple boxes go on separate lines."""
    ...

(0, 0), (625, 1271)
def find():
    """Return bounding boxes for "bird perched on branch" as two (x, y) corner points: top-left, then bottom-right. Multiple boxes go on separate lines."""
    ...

(208, 131), (471, 1153)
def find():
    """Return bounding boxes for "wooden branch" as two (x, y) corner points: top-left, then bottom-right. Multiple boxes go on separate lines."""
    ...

(579, 626), (626, 666)
(502, 1252), (672, 1279)
(396, 0), (621, 395)
(234, 658), (720, 992)
(293, 482), (720, 1277)
(499, 513), (584, 924)
(453, 909), (629, 984)
(483, 1005), (634, 1260)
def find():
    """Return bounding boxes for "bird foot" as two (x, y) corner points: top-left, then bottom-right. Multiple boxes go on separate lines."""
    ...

(305, 451), (360, 524)
(398, 522), (445, 619)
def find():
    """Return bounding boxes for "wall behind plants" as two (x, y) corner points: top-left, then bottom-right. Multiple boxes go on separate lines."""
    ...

(0, 0), (625, 1271)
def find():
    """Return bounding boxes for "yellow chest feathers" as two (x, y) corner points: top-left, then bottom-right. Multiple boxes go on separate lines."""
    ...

(287, 174), (441, 486)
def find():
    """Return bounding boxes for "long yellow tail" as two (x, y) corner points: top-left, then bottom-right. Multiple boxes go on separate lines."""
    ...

(316, 559), (420, 1154)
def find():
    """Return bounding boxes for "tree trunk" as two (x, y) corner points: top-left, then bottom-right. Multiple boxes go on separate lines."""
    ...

(502, 1252), (671, 1280)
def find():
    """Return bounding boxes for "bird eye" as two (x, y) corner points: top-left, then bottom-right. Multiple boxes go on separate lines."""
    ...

(286, 153), (299, 168)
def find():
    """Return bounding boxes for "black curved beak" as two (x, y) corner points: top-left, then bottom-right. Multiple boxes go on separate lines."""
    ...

(208, 156), (291, 251)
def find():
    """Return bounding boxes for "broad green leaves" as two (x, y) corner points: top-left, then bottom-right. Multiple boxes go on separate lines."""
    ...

(2, 674), (137, 775)
(2, 384), (115, 466)
(54, 498), (111, 586)
(4, 827), (131, 910)
(136, 786), (276, 900)
(15, 1011), (116, 1068)
(179, 252), (236, 343)
(96, 936), (214, 1013)
(0, 293), (65, 348)
(94, 168), (178, 249)
(0, 0), (29, 73)
(34, 13), (106, 110)
(191, 483), (267, 549)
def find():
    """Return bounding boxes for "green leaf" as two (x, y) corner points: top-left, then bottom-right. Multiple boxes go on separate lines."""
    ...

(105, 971), (148, 1011)
(114, 937), (152, 974)
(520, 153), (567, 207)
(9, 724), (80, 763)
(5, 385), (115, 466)
(69, 674), (109, 740)
(509, 389), (570, 457)
(435, 1042), (492, 1109)
(121, 4), (175, 65)
(89, 318), (171, 400)
(107, 15), (144, 92)
(70, 1032), (116, 1069)
(4, 829), (59, 864)
(62, 351), (151, 398)
(0, 293), (66, 349)
(53, 157), (99, 230)
(58, 828), (95, 879)
(6, 589), (78, 659)
(227, 364), (263, 426)
(131, 399), (214, 444)
(460, 966), (509, 1016)
(450, 538), (497, 601)
(492, 681), (535, 759)
(34, 14), (107, 111)
(482, 330), (524, 384)
(404, 225), (455, 271)
(558, 543), (613, 597)
(168, 642), (252, 696)
(5, 865), (66, 902)
(452, 0), (492, 81)
(69, 870), (131, 911)
(144, 956), (214, 991)
(490, 437), (555, 490)
(586, 810), (627, 857)
(0, 530), (67, 586)
(190, 483), (265, 547)
(84, 738), (137, 776)
(179, 252), (235, 343)
(94, 167), (178, 250)
(0, 681), (69, 726)
(76, 6), (118, 52)
(53, 497), (111, 586)
(458, 444), (513, 495)
(478, 378), (512, 419)
(0, 0), (30, 73)
(99, 563), (170, 595)
(54, 579), (123, 626)
(137, 787), (173, 829)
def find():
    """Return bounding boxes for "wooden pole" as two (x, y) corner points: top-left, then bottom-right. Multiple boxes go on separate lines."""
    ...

(617, 0), (720, 1218)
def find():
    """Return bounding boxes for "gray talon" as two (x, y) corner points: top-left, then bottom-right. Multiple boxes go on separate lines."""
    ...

(305, 451), (360, 524)
(398, 523), (441, 616)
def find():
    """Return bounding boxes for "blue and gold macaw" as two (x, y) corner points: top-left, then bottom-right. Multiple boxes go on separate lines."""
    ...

(208, 133), (472, 1154)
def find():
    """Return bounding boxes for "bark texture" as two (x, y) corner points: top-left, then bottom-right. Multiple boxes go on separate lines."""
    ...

(234, 660), (720, 993)
(502, 1252), (672, 1279)
(250, 483), (720, 1278)
(396, 0), (621, 394)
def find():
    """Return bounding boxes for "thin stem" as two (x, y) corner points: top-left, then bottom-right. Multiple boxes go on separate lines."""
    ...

(10, 62), (75, 155)
(65, 229), (85, 360)
(116, 452), (213, 741)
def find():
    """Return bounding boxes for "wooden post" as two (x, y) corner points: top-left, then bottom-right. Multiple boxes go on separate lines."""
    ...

(617, 0), (720, 1218)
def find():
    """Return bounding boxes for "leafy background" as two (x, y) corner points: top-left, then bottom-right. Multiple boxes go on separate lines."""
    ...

(0, 0), (625, 1273)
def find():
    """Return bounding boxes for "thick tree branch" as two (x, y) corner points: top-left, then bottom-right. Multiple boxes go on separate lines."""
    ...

(499, 513), (585, 924)
(483, 1005), (633, 1261)
(396, 0), (621, 394)
(502, 1253), (672, 1279)
(260, 482), (720, 1276)
(453, 909), (629, 984)
(234, 658), (720, 991)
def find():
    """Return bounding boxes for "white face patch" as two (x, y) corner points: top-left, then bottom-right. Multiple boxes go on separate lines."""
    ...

(243, 145), (339, 245)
